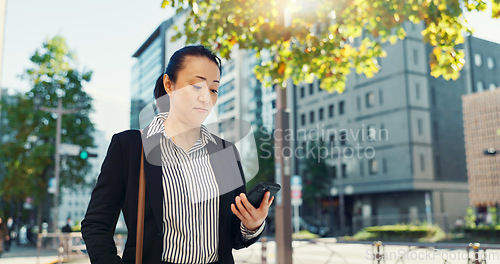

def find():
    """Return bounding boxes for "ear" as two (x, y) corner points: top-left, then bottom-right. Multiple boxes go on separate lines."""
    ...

(163, 74), (173, 95)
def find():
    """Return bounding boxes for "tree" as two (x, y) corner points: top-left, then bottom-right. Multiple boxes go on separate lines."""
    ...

(162, 0), (499, 92)
(247, 126), (275, 190)
(301, 141), (330, 220)
(0, 36), (95, 217)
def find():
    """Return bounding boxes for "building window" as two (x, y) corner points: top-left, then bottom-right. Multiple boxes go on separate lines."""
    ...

(380, 123), (388, 141)
(357, 96), (361, 111)
(420, 154), (425, 171)
(379, 89), (383, 105)
(309, 82), (314, 95)
(360, 161), (364, 176)
(218, 98), (235, 114)
(415, 83), (421, 99)
(366, 92), (374, 108)
(382, 158), (387, 173)
(332, 165), (337, 178)
(474, 53), (482, 67)
(271, 99), (276, 109)
(339, 101), (345, 115)
(329, 134), (335, 147)
(300, 86), (305, 98)
(417, 118), (423, 135)
(367, 125), (376, 141)
(433, 121), (439, 141)
(310, 111), (315, 123)
(489, 83), (497, 91)
(435, 156), (441, 176)
(487, 57), (495, 69)
(341, 163), (347, 178)
(340, 131), (347, 146)
(302, 141), (307, 155)
(328, 104), (334, 117)
(477, 81), (484, 92)
(301, 114), (306, 126)
(413, 49), (418, 65)
(319, 108), (324, 120)
(369, 159), (378, 174)
(318, 80), (322, 91)
(431, 86), (436, 106)
(219, 79), (236, 97)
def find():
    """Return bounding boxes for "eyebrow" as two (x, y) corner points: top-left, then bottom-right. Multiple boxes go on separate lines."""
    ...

(193, 76), (220, 83)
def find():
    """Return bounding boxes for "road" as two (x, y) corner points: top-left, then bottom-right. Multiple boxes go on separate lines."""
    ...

(2, 239), (500, 264)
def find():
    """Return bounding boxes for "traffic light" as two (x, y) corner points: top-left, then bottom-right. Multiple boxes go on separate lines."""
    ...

(79, 150), (98, 160)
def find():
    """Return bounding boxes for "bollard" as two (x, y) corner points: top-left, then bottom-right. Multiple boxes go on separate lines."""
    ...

(468, 243), (483, 264)
(261, 237), (267, 264)
(372, 241), (385, 264)
(37, 233), (42, 264)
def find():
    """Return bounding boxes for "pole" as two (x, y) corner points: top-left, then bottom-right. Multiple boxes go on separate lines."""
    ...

(53, 98), (62, 232)
(39, 98), (80, 232)
(294, 205), (299, 233)
(275, 1), (293, 263)
(425, 192), (432, 225)
(275, 84), (293, 264)
(337, 151), (345, 236)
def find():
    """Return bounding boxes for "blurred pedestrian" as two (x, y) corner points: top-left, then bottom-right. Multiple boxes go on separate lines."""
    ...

(0, 217), (10, 257)
(82, 45), (274, 264)
(62, 217), (72, 233)
(4, 217), (13, 251)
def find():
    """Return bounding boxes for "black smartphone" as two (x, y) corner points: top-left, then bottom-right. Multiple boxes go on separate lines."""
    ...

(246, 182), (281, 208)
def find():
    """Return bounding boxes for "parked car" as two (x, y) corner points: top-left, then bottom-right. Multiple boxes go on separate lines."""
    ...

(299, 217), (329, 237)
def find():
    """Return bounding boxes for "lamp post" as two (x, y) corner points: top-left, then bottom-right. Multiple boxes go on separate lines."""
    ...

(35, 96), (80, 232)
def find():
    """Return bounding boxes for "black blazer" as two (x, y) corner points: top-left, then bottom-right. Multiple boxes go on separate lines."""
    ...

(81, 128), (262, 264)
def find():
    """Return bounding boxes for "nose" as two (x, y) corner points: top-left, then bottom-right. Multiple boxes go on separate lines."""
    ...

(198, 86), (211, 103)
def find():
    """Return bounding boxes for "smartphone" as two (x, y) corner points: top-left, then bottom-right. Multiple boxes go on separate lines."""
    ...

(246, 182), (281, 208)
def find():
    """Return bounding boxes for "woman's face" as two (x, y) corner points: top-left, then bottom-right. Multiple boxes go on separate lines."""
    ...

(163, 56), (220, 126)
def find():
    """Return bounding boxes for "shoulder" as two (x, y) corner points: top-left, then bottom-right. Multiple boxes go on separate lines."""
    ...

(114, 129), (142, 139)
(108, 129), (142, 151)
(209, 133), (236, 148)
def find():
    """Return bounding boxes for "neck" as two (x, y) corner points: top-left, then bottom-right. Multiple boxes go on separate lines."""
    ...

(163, 112), (201, 146)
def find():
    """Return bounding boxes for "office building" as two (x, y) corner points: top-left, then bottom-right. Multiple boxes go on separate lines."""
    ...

(463, 88), (500, 207)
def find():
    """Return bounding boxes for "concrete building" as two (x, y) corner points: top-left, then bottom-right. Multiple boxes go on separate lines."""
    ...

(463, 88), (500, 207)
(292, 23), (500, 234)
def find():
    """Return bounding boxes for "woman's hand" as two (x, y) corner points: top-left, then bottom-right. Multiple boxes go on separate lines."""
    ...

(231, 191), (274, 231)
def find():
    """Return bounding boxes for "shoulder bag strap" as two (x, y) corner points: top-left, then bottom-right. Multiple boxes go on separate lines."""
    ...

(135, 147), (145, 264)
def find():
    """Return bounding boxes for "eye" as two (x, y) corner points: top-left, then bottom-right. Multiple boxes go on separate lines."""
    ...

(191, 84), (202, 89)
(211, 89), (219, 94)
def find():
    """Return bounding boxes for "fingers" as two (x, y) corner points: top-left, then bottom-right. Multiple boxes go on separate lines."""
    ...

(259, 191), (271, 209)
(239, 193), (256, 211)
(231, 203), (245, 221)
(235, 195), (252, 220)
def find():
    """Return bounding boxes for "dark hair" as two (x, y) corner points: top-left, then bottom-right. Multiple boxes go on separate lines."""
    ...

(153, 45), (222, 100)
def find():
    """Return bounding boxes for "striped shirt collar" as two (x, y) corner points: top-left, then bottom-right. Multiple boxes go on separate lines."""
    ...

(146, 112), (217, 146)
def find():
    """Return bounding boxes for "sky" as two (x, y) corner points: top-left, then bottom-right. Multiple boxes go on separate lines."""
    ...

(2, 0), (500, 140)
(1, 0), (174, 139)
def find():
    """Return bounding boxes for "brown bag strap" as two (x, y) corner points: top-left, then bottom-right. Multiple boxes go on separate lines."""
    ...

(135, 148), (145, 264)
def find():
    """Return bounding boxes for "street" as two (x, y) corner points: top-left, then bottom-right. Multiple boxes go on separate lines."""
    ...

(3, 239), (499, 264)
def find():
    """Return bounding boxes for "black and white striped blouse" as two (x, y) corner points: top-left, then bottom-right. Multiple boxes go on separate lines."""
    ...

(146, 112), (264, 263)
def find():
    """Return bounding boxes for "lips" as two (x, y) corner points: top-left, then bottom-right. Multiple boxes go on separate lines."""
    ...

(194, 107), (208, 113)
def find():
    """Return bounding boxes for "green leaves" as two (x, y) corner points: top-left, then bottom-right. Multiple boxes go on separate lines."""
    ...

(161, 0), (498, 93)
(0, 35), (95, 203)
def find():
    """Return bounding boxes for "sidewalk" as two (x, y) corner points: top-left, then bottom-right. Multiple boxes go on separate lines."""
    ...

(0, 244), (60, 264)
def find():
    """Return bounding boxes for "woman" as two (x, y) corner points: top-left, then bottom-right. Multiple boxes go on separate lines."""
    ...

(81, 45), (273, 264)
